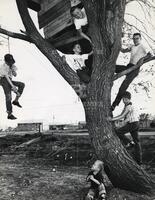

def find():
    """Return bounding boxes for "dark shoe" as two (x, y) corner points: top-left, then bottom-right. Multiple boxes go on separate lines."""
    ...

(111, 105), (115, 111)
(12, 101), (22, 108)
(7, 114), (17, 120)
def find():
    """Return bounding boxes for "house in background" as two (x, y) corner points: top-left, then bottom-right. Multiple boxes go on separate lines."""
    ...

(49, 123), (79, 130)
(16, 121), (43, 132)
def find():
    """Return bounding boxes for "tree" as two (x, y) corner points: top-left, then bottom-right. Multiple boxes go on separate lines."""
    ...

(0, 0), (155, 195)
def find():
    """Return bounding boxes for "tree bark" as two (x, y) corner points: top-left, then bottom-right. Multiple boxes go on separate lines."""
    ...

(15, 0), (81, 88)
(82, 0), (155, 194)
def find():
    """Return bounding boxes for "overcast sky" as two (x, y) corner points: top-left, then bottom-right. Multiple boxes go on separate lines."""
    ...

(0, 0), (155, 130)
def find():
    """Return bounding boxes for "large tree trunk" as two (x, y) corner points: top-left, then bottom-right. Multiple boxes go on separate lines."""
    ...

(82, 0), (155, 194)
(83, 63), (155, 193)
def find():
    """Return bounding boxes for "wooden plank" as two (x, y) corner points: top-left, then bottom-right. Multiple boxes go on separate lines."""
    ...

(39, 0), (81, 15)
(27, 0), (41, 11)
(70, 0), (81, 6)
(54, 36), (81, 47)
(15, 137), (41, 149)
(49, 30), (82, 47)
(38, 0), (71, 28)
(39, 0), (63, 15)
(44, 11), (73, 38)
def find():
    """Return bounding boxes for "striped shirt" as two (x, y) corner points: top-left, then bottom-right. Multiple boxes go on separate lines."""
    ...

(124, 103), (139, 123)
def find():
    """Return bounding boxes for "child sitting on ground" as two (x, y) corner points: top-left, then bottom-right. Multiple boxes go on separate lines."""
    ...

(85, 160), (106, 200)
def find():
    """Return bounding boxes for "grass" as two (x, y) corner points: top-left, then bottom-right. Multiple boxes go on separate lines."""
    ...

(0, 133), (155, 199)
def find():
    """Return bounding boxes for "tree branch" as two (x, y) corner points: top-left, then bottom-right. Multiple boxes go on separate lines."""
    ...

(0, 27), (33, 43)
(113, 56), (155, 80)
(15, 0), (80, 88)
(124, 21), (155, 43)
(126, 0), (155, 9)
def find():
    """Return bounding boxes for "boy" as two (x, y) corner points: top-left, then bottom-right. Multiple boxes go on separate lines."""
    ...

(111, 33), (153, 111)
(70, 6), (92, 44)
(109, 91), (142, 165)
(60, 43), (93, 83)
(85, 160), (106, 200)
(0, 54), (25, 119)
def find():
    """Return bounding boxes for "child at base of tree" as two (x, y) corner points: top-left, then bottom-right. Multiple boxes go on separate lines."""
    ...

(85, 160), (106, 200)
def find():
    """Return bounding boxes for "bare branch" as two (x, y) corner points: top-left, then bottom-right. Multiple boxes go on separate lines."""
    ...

(124, 21), (155, 43)
(125, 13), (148, 33)
(0, 27), (33, 43)
(113, 56), (155, 80)
(15, 0), (80, 88)
(126, 0), (155, 9)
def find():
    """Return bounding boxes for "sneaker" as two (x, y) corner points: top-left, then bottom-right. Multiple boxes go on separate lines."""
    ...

(12, 101), (22, 108)
(7, 114), (17, 120)
(126, 141), (135, 149)
(100, 194), (106, 200)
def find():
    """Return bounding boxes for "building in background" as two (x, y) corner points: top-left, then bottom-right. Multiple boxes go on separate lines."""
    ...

(16, 122), (43, 132)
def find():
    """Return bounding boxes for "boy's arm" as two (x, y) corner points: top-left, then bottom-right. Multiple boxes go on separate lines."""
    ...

(89, 175), (100, 185)
(88, 51), (93, 56)
(77, 29), (92, 44)
(11, 65), (18, 77)
(5, 75), (18, 93)
(136, 52), (153, 66)
(109, 106), (129, 121)
(120, 47), (131, 53)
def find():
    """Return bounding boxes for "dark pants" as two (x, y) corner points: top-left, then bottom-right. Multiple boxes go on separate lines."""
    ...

(85, 183), (106, 200)
(77, 67), (91, 84)
(0, 77), (25, 114)
(112, 63), (140, 108)
(116, 122), (142, 164)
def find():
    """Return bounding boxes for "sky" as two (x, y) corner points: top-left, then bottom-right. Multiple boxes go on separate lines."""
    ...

(0, 0), (155, 130)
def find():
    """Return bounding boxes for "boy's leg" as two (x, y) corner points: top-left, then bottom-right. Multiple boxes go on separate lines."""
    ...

(1, 78), (12, 114)
(12, 81), (25, 106)
(0, 78), (16, 119)
(98, 183), (106, 200)
(130, 122), (142, 165)
(77, 69), (90, 84)
(115, 124), (131, 145)
(112, 64), (138, 110)
(12, 80), (25, 97)
(85, 188), (95, 200)
(115, 65), (127, 73)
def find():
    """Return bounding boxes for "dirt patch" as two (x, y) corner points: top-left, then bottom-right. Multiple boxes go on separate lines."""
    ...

(0, 133), (154, 199)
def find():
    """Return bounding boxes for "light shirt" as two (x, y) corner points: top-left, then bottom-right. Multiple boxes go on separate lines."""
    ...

(57, 50), (89, 72)
(0, 62), (17, 78)
(129, 43), (151, 65)
(65, 54), (88, 72)
(124, 104), (139, 123)
(74, 8), (88, 30)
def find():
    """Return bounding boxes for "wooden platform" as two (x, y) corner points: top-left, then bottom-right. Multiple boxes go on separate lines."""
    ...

(27, 0), (90, 52)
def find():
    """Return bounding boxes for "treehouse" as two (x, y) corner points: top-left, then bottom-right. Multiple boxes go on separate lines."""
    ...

(27, 0), (92, 54)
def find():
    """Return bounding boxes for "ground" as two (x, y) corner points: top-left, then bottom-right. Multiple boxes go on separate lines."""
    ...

(0, 132), (154, 200)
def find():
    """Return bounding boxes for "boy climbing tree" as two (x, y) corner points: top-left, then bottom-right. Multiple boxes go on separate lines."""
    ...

(109, 91), (142, 165)
(111, 33), (154, 111)
(0, 54), (25, 119)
